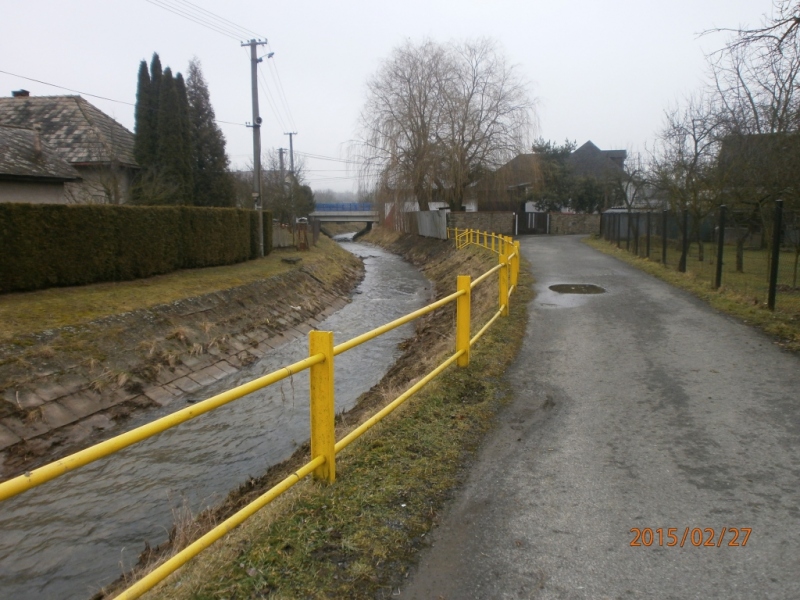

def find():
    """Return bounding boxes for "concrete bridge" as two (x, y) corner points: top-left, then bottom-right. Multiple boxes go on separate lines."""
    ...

(309, 203), (379, 223)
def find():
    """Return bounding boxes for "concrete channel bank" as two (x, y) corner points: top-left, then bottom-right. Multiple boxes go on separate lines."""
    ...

(0, 241), (363, 480)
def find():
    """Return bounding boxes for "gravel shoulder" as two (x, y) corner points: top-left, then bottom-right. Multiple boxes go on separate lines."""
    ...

(402, 234), (800, 600)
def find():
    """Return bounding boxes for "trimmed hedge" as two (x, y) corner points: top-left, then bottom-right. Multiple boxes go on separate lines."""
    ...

(0, 204), (273, 293)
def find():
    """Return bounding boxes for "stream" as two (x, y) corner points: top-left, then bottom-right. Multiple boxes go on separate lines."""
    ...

(0, 239), (429, 599)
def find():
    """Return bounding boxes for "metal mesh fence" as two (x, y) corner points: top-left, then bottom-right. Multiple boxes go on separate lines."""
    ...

(600, 203), (800, 314)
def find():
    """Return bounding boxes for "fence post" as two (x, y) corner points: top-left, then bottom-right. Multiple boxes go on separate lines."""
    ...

(626, 211), (631, 251)
(646, 212), (651, 258)
(715, 205), (726, 290)
(309, 330), (335, 483)
(616, 214), (621, 248)
(457, 275), (471, 366)
(512, 241), (520, 288)
(499, 244), (509, 317)
(768, 199), (783, 311)
(679, 209), (688, 273)
(662, 209), (668, 265)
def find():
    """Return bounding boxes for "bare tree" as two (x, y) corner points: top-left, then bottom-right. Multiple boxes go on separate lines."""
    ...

(651, 95), (726, 261)
(260, 149), (312, 223)
(437, 39), (534, 210)
(707, 1), (800, 53)
(355, 38), (534, 212)
(355, 40), (449, 211)
(708, 10), (800, 270)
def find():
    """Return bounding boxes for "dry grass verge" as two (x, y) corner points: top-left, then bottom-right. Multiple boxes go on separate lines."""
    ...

(0, 238), (345, 343)
(584, 236), (800, 353)
(97, 230), (533, 600)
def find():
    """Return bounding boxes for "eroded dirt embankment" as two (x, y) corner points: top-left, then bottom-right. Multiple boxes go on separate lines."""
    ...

(0, 246), (364, 480)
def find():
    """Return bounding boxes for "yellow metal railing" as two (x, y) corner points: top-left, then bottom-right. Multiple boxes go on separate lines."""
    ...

(0, 228), (520, 600)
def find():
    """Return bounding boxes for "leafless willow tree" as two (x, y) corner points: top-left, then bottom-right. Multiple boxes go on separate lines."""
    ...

(354, 38), (534, 211)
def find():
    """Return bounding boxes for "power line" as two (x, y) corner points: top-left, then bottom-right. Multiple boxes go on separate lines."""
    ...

(265, 53), (297, 132)
(143, 0), (299, 145)
(143, 0), (267, 41)
(144, 0), (241, 40)
(169, 0), (265, 39)
(257, 65), (288, 133)
(0, 69), (136, 106)
(0, 68), (245, 126)
(305, 175), (359, 181)
(295, 150), (361, 165)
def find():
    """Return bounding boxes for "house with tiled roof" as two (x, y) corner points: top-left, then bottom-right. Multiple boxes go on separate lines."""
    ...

(0, 125), (81, 203)
(0, 90), (138, 203)
(567, 141), (626, 180)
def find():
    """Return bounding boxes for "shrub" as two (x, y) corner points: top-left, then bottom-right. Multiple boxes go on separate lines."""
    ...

(0, 204), (273, 293)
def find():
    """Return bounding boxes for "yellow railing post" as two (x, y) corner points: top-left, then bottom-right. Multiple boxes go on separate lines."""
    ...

(512, 240), (520, 288)
(499, 245), (509, 316)
(309, 330), (335, 482)
(456, 275), (471, 366)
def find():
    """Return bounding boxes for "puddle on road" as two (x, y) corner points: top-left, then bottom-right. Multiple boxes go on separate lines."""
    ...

(537, 282), (607, 309)
(548, 284), (606, 294)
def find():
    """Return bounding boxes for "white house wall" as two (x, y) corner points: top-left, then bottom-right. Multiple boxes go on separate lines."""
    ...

(0, 181), (66, 204)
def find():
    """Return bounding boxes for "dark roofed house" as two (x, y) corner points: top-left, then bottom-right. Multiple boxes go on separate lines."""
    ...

(0, 91), (138, 203)
(567, 140), (626, 179)
(0, 125), (81, 204)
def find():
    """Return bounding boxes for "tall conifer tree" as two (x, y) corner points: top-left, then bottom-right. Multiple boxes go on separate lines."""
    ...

(133, 60), (154, 167)
(174, 72), (195, 203)
(148, 53), (163, 163)
(186, 57), (236, 206)
(156, 68), (192, 204)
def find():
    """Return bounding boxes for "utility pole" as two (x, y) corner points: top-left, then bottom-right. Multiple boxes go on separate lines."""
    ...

(278, 148), (286, 224)
(285, 132), (297, 227)
(242, 38), (269, 257)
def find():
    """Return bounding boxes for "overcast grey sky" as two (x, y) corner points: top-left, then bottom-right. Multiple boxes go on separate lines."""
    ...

(0, 0), (773, 192)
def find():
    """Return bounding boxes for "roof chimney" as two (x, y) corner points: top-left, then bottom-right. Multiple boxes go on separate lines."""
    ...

(12, 89), (30, 98)
(33, 124), (43, 157)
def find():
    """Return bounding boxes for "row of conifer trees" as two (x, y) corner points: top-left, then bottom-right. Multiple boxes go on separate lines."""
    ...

(133, 53), (236, 207)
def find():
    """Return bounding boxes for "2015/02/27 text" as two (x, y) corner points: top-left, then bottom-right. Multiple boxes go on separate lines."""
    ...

(630, 527), (751, 548)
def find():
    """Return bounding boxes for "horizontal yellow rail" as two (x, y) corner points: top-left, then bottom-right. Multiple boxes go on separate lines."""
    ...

(333, 289), (464, 355)
(335, 350), (465, 453)
(114, 454), (326, 600)
(1, 227), (520, 600)
(470, 308), (503, 347)
(471, 263), (502, 288)
(0, 353), (326, 503)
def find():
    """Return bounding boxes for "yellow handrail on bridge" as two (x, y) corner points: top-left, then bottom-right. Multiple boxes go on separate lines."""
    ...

(0, 228), (520, 600)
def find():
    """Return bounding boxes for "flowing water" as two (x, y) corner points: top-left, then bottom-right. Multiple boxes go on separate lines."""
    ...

(0, 239), (429, 599)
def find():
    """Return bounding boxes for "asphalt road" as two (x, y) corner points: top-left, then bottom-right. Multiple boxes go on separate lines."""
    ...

(401, 235), (800, 600)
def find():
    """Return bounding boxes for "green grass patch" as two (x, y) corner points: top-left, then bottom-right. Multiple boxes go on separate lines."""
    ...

(136, 242), (533, 600)
(584, 236), (800, 352)
(0, 237), (346, 342)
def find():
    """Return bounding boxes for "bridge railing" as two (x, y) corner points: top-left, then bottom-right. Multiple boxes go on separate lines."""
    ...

(0, 228), (520, 600)
(313, 202), (375, 212)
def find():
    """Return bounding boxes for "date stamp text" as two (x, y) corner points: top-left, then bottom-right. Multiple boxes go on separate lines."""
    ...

(630, 527), (751, 547)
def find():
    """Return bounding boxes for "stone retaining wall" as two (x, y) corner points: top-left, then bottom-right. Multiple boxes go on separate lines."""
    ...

(549, 213), (601, 235)
(447, 211), (515, 235)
